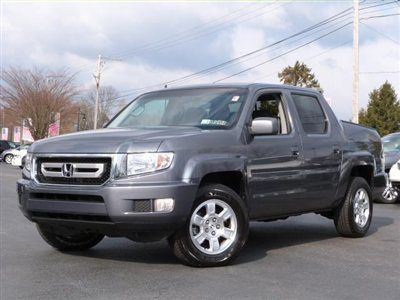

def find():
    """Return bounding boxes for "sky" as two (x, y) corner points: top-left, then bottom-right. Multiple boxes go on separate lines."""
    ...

(2, 0), (400, 121)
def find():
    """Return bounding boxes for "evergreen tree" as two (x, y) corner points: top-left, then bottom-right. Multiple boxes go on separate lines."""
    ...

(359, 81), (400, 136)
(278, 61), (321, 89)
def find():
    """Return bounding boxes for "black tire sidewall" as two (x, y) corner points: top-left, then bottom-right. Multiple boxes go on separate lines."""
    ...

(4, 154), (13, 164)
(37, 224), (104, 251)
(346, 178), (373, 235)
(180, 184), (249, 266)
(376, 189), (399, 204)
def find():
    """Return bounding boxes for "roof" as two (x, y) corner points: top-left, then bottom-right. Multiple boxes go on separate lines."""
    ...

(382, 132), (400, 139)
(150, 83), (323, 94)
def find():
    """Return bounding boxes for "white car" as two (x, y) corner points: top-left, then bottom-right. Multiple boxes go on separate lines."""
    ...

(382, 160), (400, 203)
(11, 148), (28, 169)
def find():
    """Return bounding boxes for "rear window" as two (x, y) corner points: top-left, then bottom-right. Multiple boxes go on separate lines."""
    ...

(292, 94), (327, 134)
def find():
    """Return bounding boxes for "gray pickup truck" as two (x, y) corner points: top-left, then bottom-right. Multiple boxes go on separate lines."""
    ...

(17, 84), (386, 267)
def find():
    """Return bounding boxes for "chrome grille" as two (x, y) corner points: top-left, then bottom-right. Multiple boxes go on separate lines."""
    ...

(41, 162), (105, 178)
(35, 156), (112, 185)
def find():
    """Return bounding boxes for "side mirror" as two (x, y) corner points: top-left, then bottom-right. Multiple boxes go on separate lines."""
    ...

(250, 117), (279, 135)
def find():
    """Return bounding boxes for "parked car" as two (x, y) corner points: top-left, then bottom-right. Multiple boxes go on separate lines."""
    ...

(1, 145), (30, 164)
(11, 147), (28, 169)
(382, 132), (400, 171)
(389, 159), (400, 191)
(378, 133), (400, 203)
(17, 84), (386, 267)
(384, 158), (400, 203)
(0, 140), (17, 155)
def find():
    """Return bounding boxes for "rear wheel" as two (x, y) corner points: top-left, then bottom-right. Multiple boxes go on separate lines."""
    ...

(377, 184), (399, 204)
(4, 154), (13, 164)
(334, 177), (373, 238)
(169, 184), (249, 267)
(36, 224), (104, 251)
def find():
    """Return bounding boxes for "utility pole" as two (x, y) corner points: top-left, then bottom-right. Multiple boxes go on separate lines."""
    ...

(352, 0), (360, 123)
(93, 54), (105, 129)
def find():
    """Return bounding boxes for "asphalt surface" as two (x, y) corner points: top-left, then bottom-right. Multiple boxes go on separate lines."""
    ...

(1, 163), (399, 300)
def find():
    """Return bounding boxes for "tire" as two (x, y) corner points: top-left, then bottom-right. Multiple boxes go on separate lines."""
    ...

(36, 224), (104, 251)
(4, 154), (13, 164)
(169, 184), (249, 267)
(375, 186), (399, 204)
(334, 177), (373, 238)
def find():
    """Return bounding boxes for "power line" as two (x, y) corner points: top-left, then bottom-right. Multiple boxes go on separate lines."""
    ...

(110, 4), (399, 100)
(254, 40), (352, 82)
(361, 12), (400, 19)
(74, 1), (396, 75)
(113, 1), (283, 59)
(214, 22), (352, 83)
(359, 0), (398, 11)
(116, 6), (355, 94)
(110, 2), (265, 58)
(75, 1), (276, 72)
(360, 21), (400, 45)
(172, 15), (355, 86)
(360, 70), (400, 74)
(113, 1), (396, 61)
(215, 12), (399, 84)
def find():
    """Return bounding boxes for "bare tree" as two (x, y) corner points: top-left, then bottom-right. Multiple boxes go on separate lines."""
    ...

(78, 86), (125, 130)
(1, 67), (78, 140)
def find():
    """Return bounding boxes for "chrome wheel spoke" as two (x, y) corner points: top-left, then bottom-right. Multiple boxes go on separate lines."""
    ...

(222, 228), (234, 239)
(219, 208), (231, 221)
(192, 214), (203, 226)
(194, 233), (206, 245)
(210, 237), (220, 252)
(206, 202), (216, 215)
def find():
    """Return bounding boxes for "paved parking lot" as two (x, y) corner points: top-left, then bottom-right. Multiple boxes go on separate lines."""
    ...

(1, 163), (399, 300)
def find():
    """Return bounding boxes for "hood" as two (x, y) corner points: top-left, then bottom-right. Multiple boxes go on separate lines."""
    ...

(30, 127), (204, 154)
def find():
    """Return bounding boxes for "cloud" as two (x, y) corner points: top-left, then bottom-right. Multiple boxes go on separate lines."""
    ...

(2, 1), (399, 121)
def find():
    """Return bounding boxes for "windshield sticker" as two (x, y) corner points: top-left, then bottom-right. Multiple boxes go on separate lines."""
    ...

(231, 95), (240, 102)
(201, 119), (229, 126)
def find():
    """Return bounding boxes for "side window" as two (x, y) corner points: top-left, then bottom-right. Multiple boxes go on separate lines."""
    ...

(292, 94), (327, 134)
(252, 93), (290, 134)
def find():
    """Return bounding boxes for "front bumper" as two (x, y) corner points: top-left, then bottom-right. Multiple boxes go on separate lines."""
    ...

(17, 179), (198, 237)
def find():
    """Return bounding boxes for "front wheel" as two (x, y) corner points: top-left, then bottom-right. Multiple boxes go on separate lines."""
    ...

(37, 224), (104, 251)
(4, 154), (13, 164)
(377, 184), (399, 204)
(334, 177), (373, 238)
(169, 184), (249, 267)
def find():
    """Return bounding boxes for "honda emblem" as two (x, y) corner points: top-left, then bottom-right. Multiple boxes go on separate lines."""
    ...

(62, 163), (74, 177)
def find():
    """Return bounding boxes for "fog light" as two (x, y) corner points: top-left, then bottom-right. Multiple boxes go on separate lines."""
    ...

(154, 198), (174, 212)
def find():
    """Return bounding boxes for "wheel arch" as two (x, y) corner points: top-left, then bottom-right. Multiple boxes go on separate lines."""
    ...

(334, 152), (376, 206)
(182, 155), (249, 205)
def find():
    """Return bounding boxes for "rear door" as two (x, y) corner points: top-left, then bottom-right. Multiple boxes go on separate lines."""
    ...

(246, 90), (304, 219)
(290, 92), (343, 210)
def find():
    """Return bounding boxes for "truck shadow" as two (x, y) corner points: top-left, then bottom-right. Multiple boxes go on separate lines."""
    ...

(68, 215), (394, 266)
(236, 215), (394, 265)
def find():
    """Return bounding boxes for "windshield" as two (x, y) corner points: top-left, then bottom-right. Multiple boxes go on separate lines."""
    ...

(107, 88), (248, 129)
(382, 134), (400, 152)
(8, 141), (16, 148)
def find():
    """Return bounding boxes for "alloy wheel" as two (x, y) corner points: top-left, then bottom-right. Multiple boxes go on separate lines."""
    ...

(189, 199), (237, 255)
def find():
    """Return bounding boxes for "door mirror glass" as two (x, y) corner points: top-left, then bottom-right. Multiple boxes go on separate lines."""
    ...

(250, 117), (279, 135)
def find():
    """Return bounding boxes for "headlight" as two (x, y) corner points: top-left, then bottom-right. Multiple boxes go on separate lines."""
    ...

(24, 153), (33, 171)
(127, 152), (174, 176)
